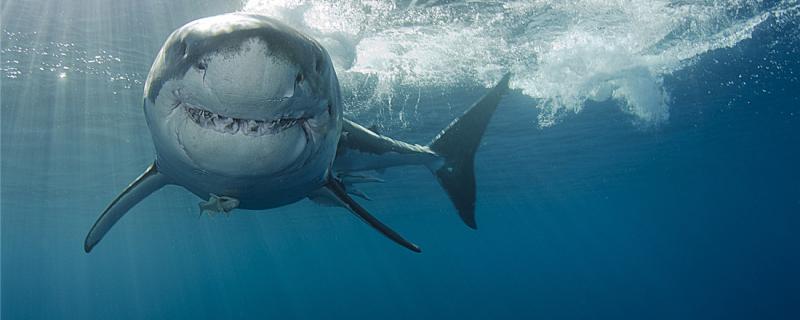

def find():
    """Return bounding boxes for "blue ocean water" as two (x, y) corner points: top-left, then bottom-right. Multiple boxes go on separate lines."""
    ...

(2, 0), (799, 319)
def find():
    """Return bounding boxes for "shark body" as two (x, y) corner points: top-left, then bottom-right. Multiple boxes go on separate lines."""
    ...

(85, 13), (511, 253)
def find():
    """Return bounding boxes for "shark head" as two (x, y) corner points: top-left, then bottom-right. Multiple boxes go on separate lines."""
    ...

(143, 13), (341, 182)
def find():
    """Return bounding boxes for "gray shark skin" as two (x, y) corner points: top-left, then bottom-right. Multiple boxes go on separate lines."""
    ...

(84, 13), (510, 253)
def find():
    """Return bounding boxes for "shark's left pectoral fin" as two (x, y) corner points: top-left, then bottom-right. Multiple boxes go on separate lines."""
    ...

(84, 162), (169, 253)
(319, 179), (421, 253)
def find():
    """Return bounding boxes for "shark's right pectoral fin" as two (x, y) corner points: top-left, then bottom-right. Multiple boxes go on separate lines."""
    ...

(84, 162), (169, 253)
(318, 179), (421, 253)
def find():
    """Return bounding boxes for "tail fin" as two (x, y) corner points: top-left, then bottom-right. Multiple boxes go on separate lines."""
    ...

(428, 73), (511, 229)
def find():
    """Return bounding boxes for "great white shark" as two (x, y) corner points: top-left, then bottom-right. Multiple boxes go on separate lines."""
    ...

(84, 13), (511, 253)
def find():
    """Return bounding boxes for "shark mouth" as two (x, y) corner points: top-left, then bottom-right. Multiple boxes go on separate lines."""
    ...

(183, 104), (307, 136)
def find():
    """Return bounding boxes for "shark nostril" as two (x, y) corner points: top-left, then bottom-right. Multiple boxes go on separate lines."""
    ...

(295, 72), (303, 83)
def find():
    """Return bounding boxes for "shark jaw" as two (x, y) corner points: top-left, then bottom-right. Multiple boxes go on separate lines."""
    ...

(182, 102), (311, 137)
(155, 89), (334, 180)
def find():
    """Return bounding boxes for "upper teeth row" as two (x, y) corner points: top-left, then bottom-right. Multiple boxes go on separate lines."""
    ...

(184, 105), (299, 136)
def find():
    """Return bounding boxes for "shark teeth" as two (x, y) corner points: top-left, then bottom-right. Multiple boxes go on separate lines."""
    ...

(184, 104), (304, 136)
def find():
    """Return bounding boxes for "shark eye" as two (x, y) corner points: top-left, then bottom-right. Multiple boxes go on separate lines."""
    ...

(177, 42), (187, 58)
(315, 59), (323, 74)
(295, 72), (303, 83)
(196, 61), (207, 70)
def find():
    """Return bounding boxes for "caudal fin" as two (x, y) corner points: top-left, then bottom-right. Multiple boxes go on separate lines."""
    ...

(428, 73), (511, 229)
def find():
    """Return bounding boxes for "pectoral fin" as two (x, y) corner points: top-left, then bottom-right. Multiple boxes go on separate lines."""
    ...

(323, 179), (421, 253)
(84, 162), (169, 253)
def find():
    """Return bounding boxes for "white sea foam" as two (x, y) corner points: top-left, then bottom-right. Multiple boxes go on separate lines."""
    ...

(239, 0), (795, 126)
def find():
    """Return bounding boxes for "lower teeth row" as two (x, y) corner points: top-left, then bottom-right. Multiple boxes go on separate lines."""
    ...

(185, 106), (298, 136)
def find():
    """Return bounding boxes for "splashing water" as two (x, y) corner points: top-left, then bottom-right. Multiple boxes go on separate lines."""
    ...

(2, 1), (794, 127)
(242, 0), (798, 127)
